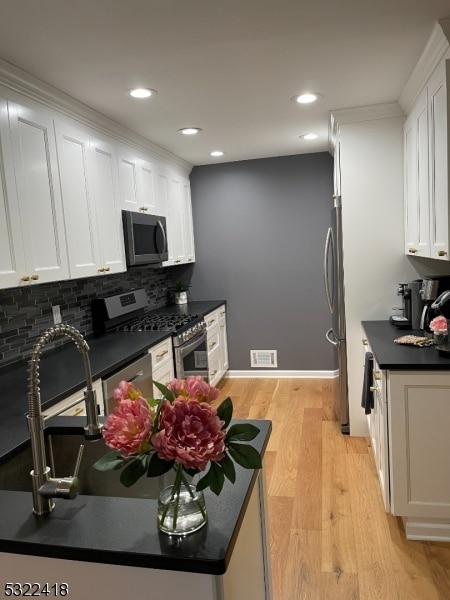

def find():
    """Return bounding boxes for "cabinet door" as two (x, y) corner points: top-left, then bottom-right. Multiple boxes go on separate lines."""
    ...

(90, 137), (126, 275)
(164, 175), (185, 266)
(428, 59), (449, 260)
(138, 158), (158, 215)
(54, 121), (101, 278)
(181, 179), (195, 264)
(403, 90), (430, 257)
(388, 371), (450, 518)
(8, 101), (69, 284)
(0, 97), (26, 289)
(118, 147), (140, 213)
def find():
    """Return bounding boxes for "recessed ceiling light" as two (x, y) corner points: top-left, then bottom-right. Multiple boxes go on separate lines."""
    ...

(300, 133), (319, 140)
(178, 128), (202, 135)
(128, 88), (157, 98)
(210, 150), (225, 157)
(291, 92), (322, 104)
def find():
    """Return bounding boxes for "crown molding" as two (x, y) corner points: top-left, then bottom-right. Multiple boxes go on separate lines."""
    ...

(330, 102), (404, 127)
(0, 58), (192, 174)
(399, 19), (450, 114)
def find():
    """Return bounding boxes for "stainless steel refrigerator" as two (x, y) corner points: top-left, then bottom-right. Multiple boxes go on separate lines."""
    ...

(324, 194), (349, 434)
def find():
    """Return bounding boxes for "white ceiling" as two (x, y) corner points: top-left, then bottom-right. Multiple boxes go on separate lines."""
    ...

(0, 0), (449, 166)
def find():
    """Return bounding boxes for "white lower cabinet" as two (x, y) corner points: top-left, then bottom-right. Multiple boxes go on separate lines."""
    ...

(148, 337), (175, 397)
(363, 351), (450, 540)
(206, 306), (228, 386)
(362, 339), (390, 511)
(42, 379), (104, 419)
(388, 370), (450, 520)
(0, 468), (272, 600)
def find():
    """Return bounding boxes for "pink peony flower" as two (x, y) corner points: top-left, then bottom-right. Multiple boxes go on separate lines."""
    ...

(168, 376), (220, 403)
(103, 397), (153, 457)
(430, 315), (447, 334)
(113, 380), (143, 403)
(152, 399), (226, 470)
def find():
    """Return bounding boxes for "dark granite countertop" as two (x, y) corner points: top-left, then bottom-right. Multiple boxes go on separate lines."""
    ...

(362, 320), (450, 370)
(0, 419), (270, 575)
(0, 299), (270, 576)
(0, 300), (226, 463)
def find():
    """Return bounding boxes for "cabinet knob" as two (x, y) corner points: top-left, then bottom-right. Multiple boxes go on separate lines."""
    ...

(209, 341), (217, 350)
(21, 275), (30, 282)
(104, 267), (110, 272)
(30, 274), (39, 281)
(369, 386), (378, 392)
(139, 206), (148, 212)
(408, 248), (418, 254)
(438, 250), (447, 257)
(174, 259), (181, 264)
(156, 350), (169, 359)
(373, 370), (381, 381)
(98, 267), (105, 273)
(362, 339), (368, 345)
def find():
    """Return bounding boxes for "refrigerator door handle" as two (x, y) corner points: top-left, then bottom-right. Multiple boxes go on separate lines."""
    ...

(326, 328), (339, 347)
(324, 227), (335, 314)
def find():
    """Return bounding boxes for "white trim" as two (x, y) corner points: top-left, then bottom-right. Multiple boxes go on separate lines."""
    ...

(329, 102), (404, 127)
(403, 517), (450, 542)
(399, 20), (450, 114)
(0, 58), (192, 174)
(225, 369), (338, 379)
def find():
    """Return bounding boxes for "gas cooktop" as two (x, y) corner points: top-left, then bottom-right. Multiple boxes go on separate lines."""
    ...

(119, 312), (201, 332)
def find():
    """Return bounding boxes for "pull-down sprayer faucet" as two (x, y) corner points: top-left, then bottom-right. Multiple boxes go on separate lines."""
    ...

(27, 324), (103, 515)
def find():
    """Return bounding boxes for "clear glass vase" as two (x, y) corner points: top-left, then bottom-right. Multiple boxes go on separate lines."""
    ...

(157, 466), (207, 536)
(434, 332), (448, 346)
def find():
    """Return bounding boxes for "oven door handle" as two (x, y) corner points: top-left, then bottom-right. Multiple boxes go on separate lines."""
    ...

(178, 329), (207, 358)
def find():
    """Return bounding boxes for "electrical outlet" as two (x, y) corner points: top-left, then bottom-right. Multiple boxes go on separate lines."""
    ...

(52, 305), (62, 325)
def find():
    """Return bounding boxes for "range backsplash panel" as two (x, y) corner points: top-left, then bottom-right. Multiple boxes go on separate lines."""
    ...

(0, 267), (172, 369)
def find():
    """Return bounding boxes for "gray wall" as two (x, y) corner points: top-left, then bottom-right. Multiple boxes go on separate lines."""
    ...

(187, 152), (336, 371)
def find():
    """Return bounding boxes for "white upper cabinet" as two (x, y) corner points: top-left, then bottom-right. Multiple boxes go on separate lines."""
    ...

(54, 121), (101, 279)
(0, 97), (26, 289)
(6, 100), (69, 287)
(428, 59), (450, 260)
(117, 146), (162, 216)
(55, 122), (126, 278)
(163, 173), (195, 266)
(90, 137), (126, 275)
(403, 88), (430, 257)
(403, 56), (450, 260)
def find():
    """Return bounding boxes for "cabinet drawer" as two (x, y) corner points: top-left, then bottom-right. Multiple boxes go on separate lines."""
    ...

(148, 337), (173, 369)
(207, 327), (220, 355)
(218, 305), (226, 322)
(205, 309), (219, 331)
(153, 361), (175, 398)
(42, 379), (104, 419)
(208, 345), (221, 386)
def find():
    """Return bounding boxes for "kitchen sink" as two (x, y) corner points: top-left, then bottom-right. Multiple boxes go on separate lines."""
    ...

(0, 431), (172, 499)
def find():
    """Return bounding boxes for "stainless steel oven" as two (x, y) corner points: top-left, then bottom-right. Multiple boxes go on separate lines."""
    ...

(92, 288), (209, 389)
(173, 326), (208, 380)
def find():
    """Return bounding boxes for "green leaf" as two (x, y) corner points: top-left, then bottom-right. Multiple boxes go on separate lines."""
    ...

(219, 452), (236, 483)
(196, 462), (225, 495)
(153, 380), (175, 402)
(226, 423), (260, 442)
(217, 397), (233, 428)
(227, 443), (262, 470)
(119, 455), (148, 487)
(92, 451), (126, 472)
(146, 453), (174, 477)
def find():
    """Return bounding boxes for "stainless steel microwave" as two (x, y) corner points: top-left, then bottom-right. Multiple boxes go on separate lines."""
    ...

(122, 210), (168, 266)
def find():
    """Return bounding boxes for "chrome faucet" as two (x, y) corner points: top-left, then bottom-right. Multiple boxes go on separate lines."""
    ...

(27, 324), (103, 515)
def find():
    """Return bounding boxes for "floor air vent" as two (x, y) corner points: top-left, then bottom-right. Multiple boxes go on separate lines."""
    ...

(250, 350), (277, 368)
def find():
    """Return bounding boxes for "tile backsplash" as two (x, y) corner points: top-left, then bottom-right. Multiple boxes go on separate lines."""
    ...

(0, 267), (172, 369)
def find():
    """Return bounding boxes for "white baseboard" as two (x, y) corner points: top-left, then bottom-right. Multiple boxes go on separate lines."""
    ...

(225, 370), (338, 379)
(403, 517), (450, 542)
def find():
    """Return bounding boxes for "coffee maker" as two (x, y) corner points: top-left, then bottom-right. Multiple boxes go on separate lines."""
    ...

(390, 280), (423, 329)
(420, 276), (450, 332)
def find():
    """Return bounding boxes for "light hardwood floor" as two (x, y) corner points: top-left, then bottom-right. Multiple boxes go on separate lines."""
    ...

(214, 378), (450, 600)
